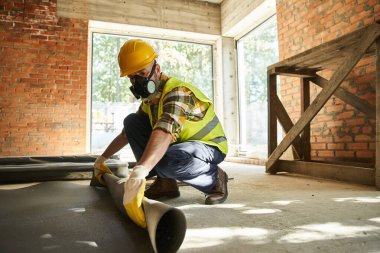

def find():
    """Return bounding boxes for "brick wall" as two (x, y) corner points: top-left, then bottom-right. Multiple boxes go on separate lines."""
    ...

(276, 0), (379, 163)
(0, 0), (88, 156)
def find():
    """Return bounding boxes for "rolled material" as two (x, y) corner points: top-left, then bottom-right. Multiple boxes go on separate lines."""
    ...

(103, 173), (186, 253)
(143, 198), (187, 253)
(103, 174), (126, 214)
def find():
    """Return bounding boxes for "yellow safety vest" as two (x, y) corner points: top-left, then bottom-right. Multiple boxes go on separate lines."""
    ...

(142, 77), (228, 155)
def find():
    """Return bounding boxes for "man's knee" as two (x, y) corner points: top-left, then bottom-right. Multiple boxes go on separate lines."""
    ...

(123, 113), (151, 133)
(123, 113), (139, 130)
(157, 148), (192, 169)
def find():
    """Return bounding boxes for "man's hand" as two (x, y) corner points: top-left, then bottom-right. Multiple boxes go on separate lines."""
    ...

(94, 155), (112, 185)
(123, 165), (149, 205)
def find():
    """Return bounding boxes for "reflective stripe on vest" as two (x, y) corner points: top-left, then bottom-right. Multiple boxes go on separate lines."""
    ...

(209, 136), (227, 144)
(188, 114), (220, 140)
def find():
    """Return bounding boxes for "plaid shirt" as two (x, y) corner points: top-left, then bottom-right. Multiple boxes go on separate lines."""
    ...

(149, 85), (209, 142)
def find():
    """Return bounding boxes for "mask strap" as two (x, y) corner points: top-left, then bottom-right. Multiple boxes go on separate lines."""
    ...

(146, 60), (156, 80)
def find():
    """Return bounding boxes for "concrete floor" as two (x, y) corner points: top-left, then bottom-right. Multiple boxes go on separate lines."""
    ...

(1, 162), (379, 253)
(167, 162), (380, 253)
(0, 180), (154, 253)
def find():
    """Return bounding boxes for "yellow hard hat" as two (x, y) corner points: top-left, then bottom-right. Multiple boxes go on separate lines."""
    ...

(118, 39), (158, 77)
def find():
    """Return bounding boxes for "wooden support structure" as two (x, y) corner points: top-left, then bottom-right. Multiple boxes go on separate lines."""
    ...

(266, 22), (380, 189)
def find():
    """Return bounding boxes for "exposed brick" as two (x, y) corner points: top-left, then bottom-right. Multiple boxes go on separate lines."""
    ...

(355, 135), (372, 142)
(336, 110), (355, 120)
(335, 150), (355, 157)
(356, 150), (374, 158)
(345, 117), (366, 126)
(0, 0), (88, 156)
(347, 143), (368, 150)
(311, 143), (326, 150)
(334, 132), (355, 142)
(327, 143), (344, 150)
(316, 136), (334, 143)
(318, 150), (335, 157)
(362, 126), (373, 134)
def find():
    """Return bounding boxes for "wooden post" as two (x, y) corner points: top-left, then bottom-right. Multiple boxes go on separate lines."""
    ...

(301, 78), (311, 161)
(267, 73), (277, 172)
(376, 38), (380, 190)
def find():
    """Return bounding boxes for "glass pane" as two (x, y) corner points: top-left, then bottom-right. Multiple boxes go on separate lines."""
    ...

(237, 15), (279, 159)
(91, 33), (213, 160)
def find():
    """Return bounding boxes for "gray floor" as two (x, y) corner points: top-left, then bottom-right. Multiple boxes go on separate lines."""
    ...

(1, 162), (379, 253)
(0, 180), (154, 253)
(167, 162), (380, 253)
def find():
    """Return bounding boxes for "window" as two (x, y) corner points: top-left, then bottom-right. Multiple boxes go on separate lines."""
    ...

(237, 15), (279, 159)
(90, 33), (213, 159)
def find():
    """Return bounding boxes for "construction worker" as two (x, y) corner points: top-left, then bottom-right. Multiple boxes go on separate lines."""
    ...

(94, 39), (228, 205)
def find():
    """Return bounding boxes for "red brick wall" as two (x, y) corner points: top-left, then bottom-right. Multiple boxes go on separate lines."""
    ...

(0, 0), (88, 156)
(276, 0), (379, 163)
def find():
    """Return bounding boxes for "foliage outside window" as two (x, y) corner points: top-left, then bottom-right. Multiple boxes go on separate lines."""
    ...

(237, 15), (279, 159)
(91, 33), (213, 158)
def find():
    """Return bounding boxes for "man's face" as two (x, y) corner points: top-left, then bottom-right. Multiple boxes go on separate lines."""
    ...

(127, 61), (160, 102)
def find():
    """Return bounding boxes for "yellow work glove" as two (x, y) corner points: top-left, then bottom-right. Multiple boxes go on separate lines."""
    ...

(94, 156), (112, 185)
(123, 165), (149, 228)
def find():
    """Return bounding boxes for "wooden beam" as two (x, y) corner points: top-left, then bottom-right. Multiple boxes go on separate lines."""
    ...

(310, 75), (376, 118)
(376, 38), (380, 190)
(301, 78), (311, 161)
(276, 160), (375, 186)
(267, 74), (277, 159)
(269, 66), (317, 78)
(272, 95), (302, 159)
(266, 24), (380, 173)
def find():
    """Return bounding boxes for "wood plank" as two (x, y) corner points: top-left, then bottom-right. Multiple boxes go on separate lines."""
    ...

(315, 160), (373, 168)
(297, 54), (347, 71)
(267, 73), (277, 157)
(310, 75), (376, 118)
(268, 38), (357, 70)
(295, 42), (355, 69)
(269, 67), (317, 77)
(273, 95), (301, 159)
(57, 0), (221, 35)
(277, 160), (375, 186)
(376, 38), (380, 190)
(266, 24), (380, 173)
(301, 78), (311, 161)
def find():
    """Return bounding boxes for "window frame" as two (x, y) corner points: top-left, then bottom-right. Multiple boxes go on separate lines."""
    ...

(235, 14), (279, 160)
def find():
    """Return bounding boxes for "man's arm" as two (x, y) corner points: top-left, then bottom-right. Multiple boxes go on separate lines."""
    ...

(101, 132), (129, 159)
(137, 129), (172, 170)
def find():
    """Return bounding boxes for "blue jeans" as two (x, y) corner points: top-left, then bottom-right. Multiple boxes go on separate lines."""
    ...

(123, 113), (226, 194)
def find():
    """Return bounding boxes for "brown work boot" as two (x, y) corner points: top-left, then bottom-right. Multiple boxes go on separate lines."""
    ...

(145, 177), (180, 199)
(205, 167), (228, 205)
